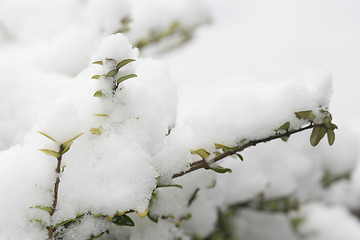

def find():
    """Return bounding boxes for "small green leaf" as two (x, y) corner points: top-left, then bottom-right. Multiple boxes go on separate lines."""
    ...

(93, 90), (104, 97)
(310, 125), (327, 146)
(323, 116), (331, 128)
(104, 70), (117, 77)
(91, 75), (101, 79)
(327, 128), (335, 146)
(34, 206), (53, 214)
(62, 133), (84, 148)
(92, 61), (103, 65)
(147, 213), (158, 223)
(94, 114), (108, 117)
(295, 110), (315, 121)
(54, 218), (76, 230)
(207, 180), (217, 189)
(157, 184), (183, 189)
(39, 149), (60, 158)
(62, 141), (73, 154)
(62, 165), (67, 172)
(331, 123), (338, 130)
(37, 131), (57, 143)
(117, 74), (137, 84)
(281, 136), (289, 142)
(236, 154), (244, 161)
(210, 166), (232, 174)
(111, 215), (135, 227)
(88, 230), (109, 240)
(90, 128), (102, 135)
(116, 59), (135, 70)
(105, 58), (115, 62)
(214, 143), (236, 151)
(190, 149), (210, 159)
(274, 122), (290, 132)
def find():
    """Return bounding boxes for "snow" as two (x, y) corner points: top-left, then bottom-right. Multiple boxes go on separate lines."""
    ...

(0, 0), (360, 239)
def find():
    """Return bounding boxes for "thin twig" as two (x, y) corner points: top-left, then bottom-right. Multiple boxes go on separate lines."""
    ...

(172, 123), (316, 179)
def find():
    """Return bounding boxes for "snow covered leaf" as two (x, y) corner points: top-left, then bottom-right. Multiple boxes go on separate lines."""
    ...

(190, 149), (210, 159)
(274, 122), (290, 132)
(39, 149), (60, 158)
(117, 74), (137, 84)
(210, 166), (232, 174)
(111, 215), (135, 227)
(37, 131), (57, 143)
(295, 110), (315, 121)
(116, 59), (135, 70)
(91, 75), (101, 80)
(90, 128), (102, 135)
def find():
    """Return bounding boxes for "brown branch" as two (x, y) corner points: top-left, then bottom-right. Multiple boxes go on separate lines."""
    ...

(48, 145), (65, 239)
(172, 123), (317, 179)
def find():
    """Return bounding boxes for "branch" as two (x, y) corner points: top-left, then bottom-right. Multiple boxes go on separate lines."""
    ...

(172, 123), (317, 179)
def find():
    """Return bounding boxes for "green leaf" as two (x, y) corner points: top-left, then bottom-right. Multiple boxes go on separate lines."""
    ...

(39, 149), (60, 158)
(62, 133), (84, 148)
(147, 213), (158, 223)
(37, 131), (57, 143)
(295, 110), (315, 121)
(310, 125), (327, 146)
(91, 75), (101, 79)
(105, 58), (115, 62)
(214, 143), (236, 151)
(88, 230), (109, 240)
(90, 128), (102, 135)
(236, 154), (244, 161)
(93, 90), (104, 97)
(61, 133), (84, 154)
(190, 149), (210, 159)
(331, 123), (338, 130)
(327, 128), (335, 146)
(116, 59), (135, 70)
(210, 166), (232, 174)
(54, 218), (76, 230)
(34, 206), (53, 214)
(323, 116), (331, 128)
(62, 142), (73, 154)
(281, 136), (289, 142)
(111, 215), (135, 227)
(62, 165), (67, 172)
(274, 122), (290, 132)
(94, 114), (108, 117)
(92, 61), (103, 65)
(157, 184), (183, 189)
(117, 74), (137, 84)
(104, 69), (117, 77)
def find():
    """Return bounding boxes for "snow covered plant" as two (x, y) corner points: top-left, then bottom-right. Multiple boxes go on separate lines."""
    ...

(0, 32), (337, 240)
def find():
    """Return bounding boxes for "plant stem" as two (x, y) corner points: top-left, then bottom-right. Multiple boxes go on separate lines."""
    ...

(172, 123), (316, 179)
(48, 145), (64, 239)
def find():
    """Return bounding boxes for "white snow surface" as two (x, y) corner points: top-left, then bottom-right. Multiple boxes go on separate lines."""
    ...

(0, 0), (360, 240)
